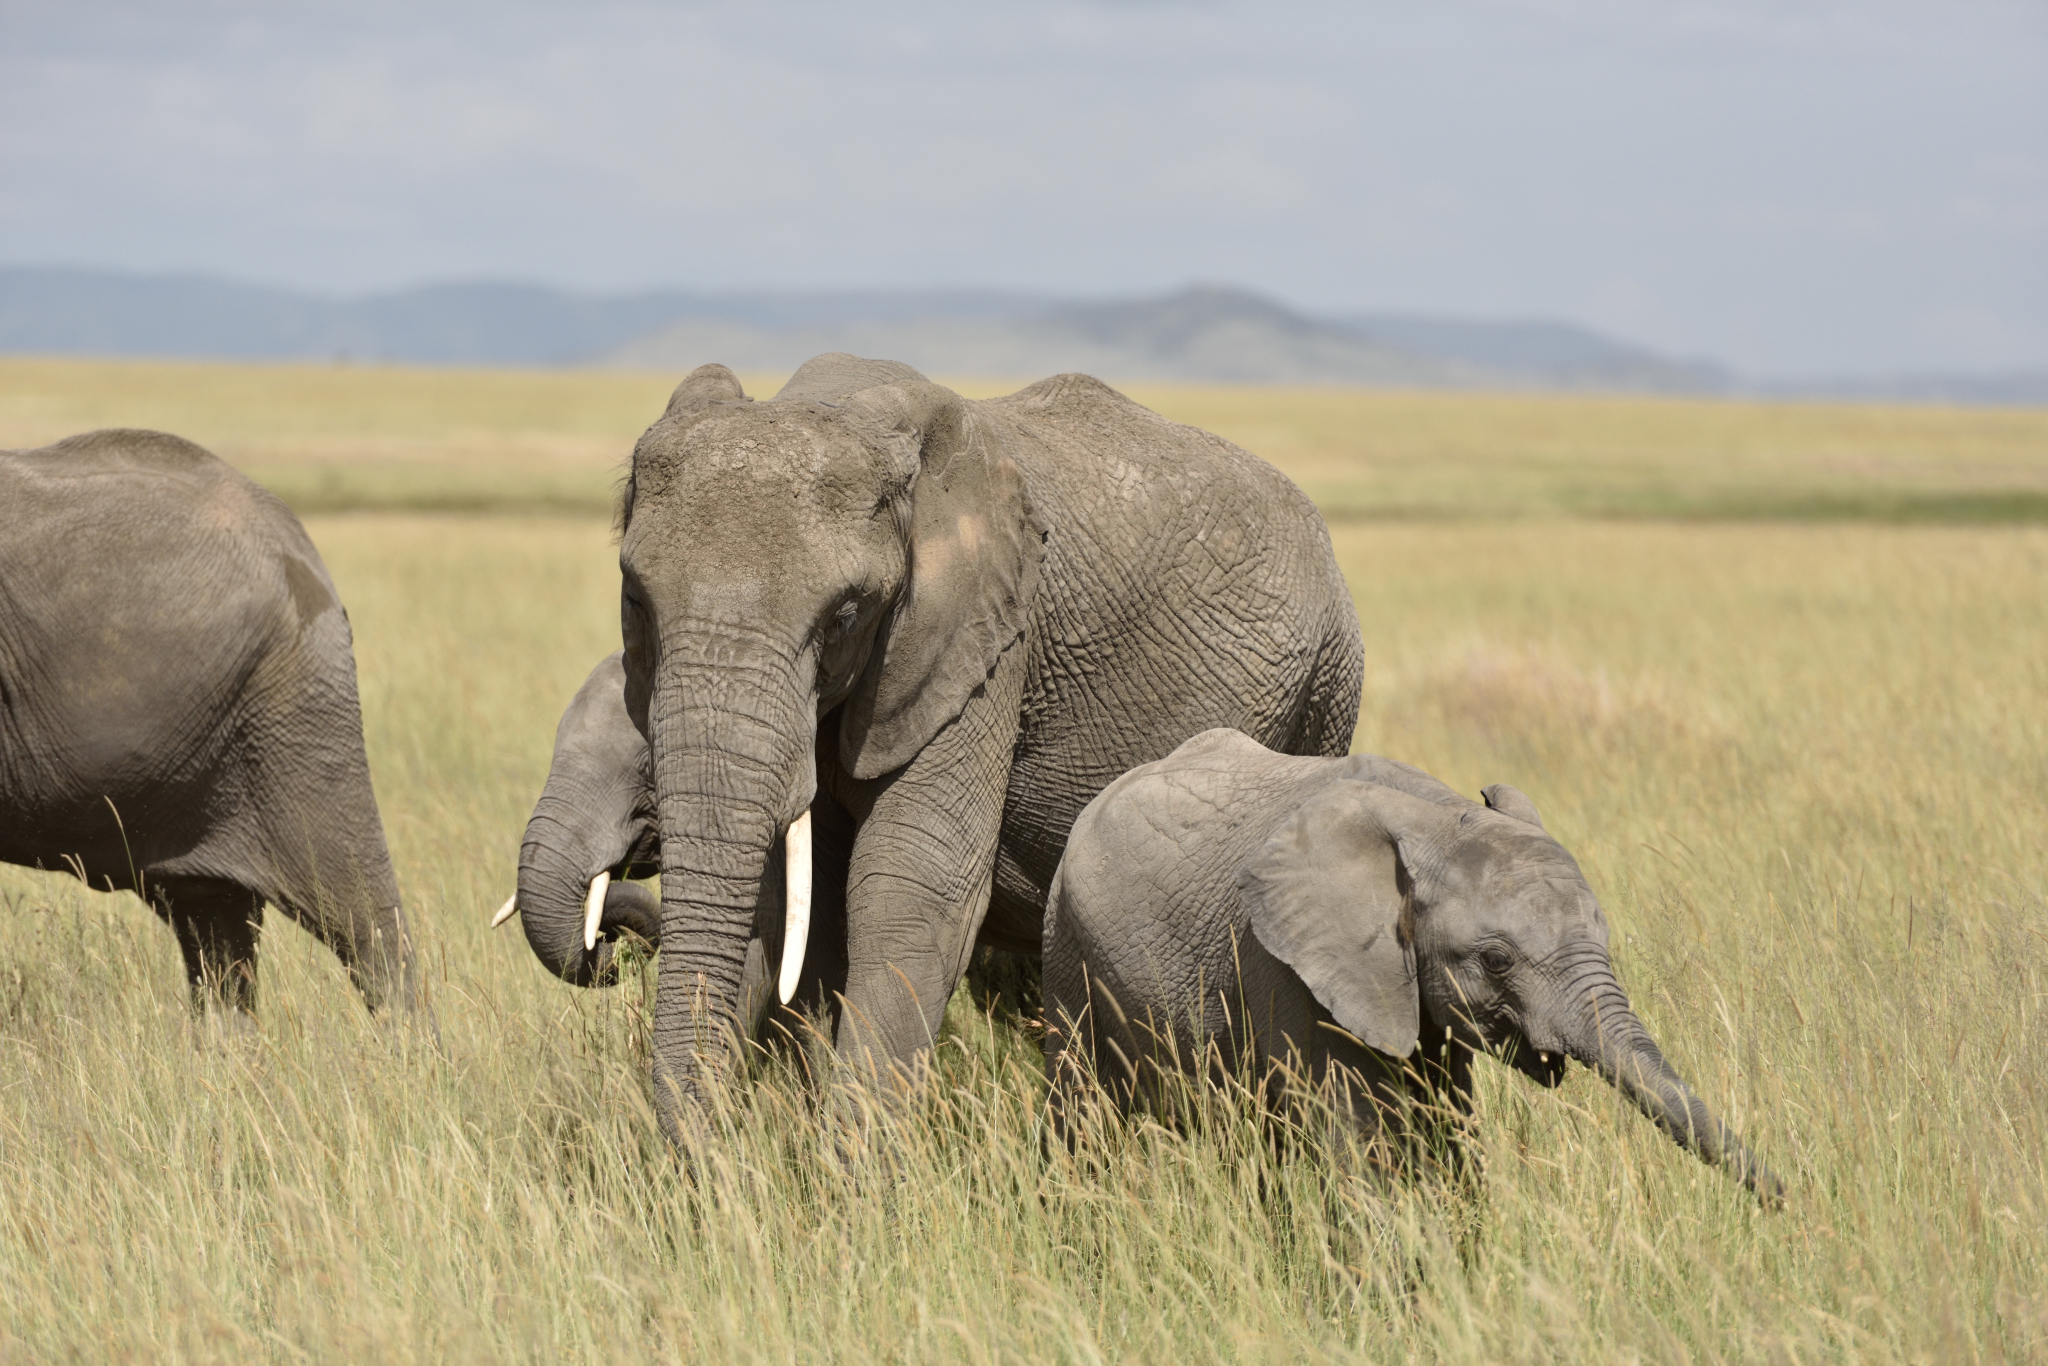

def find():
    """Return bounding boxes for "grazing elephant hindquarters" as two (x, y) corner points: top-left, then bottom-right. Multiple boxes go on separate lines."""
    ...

(617, 355), (1363, 1137)
(1044, 729), (1784, 1206)
(0, 429), (424, 1022)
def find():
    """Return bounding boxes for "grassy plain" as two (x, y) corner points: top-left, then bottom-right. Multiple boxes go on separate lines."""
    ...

(0, 358), (2044, 1362)
(7, 354), (2048, 520)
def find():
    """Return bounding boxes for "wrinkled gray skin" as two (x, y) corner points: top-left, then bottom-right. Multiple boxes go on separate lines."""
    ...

(514, 652), (663, 987)
(1045, 729), (1784, 1206)
(616, 356), (1363, 1137)
(0, 430), (425, 1023)
(510, 651), (790, 1032)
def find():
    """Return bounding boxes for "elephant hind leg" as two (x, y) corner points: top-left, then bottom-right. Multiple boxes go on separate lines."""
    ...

(150, 877), (264, 1016)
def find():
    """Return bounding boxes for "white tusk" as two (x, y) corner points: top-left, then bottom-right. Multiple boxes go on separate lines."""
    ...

(490, 894), (518, 928)
(777, 808), (812, 1005)
(583, 871), (611, 952)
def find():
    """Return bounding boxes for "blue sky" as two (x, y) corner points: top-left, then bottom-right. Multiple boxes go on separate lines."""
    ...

(2, 0), (2043, 375)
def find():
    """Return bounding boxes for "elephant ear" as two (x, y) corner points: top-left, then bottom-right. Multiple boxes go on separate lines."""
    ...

(1238, 779), (1441, 1058)
(1481, 783), (1545, 830)
(838, 380), (1045, 780)
(663, 363), (749, 414)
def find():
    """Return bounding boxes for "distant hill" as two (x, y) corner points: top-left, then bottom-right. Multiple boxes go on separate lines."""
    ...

(608, 285), (1497, 386)
(1330, 312), (1732, 393)
(2, 266), (2039, 403)
(0, 267), (1047, 367)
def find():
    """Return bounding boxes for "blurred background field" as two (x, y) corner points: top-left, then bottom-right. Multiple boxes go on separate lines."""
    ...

(0, 359), (2044, 1362)
(7, 356), (2048, 521)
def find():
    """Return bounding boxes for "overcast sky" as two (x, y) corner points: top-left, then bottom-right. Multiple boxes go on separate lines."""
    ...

(3, 0), (2043, 375)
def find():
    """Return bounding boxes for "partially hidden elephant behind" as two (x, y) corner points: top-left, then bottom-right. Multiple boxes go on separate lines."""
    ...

(0, 429), (426, 1023)
(491, 651), (662, 985)
(1044, 729), (1784, 1206)
(612, 354), (1364, 1137)
(490, 650), (790, 1032)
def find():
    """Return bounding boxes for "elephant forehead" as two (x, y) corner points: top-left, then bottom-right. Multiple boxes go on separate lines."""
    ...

(636, 409), (894, 500)
(1446, 820), (1581, 881)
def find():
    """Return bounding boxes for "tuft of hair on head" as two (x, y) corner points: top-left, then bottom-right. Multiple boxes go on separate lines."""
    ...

(613, 466), (636, 538)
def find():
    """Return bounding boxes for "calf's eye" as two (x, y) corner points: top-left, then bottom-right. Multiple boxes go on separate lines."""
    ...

(829, 599), (861, 639)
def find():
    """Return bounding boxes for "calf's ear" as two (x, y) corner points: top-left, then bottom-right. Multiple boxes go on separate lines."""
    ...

(1238, 778), (1425, 1058)
(1481, 783), (1545, 830)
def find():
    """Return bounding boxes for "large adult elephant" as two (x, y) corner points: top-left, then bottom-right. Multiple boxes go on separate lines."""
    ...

(0, 429), (425, 1023)
(617, 355), (1363, 1136)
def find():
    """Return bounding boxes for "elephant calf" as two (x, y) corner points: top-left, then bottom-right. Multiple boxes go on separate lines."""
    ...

(492, 652), (793, 1038)
(1044, 728), (1783, 1205)
(0, 429), (425, 1024)
(492, 652), (663, 986)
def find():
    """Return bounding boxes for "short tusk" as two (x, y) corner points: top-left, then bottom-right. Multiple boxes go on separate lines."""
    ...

(582, 871), (611, 952)
(777, 808), (812, 1005)
(490, 894), (518, 928)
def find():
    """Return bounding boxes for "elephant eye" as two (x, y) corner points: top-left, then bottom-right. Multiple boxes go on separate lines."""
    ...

(1478, 945), (1515, 977)
(829, 598), (861, 639)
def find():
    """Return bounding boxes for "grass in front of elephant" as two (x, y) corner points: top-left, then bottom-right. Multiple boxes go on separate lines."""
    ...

(7, 356), (2048, 522)
(1, 513), (2045, 1363)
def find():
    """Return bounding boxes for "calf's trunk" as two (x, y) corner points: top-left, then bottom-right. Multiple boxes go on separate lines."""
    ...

(1565, 969), (1785, 1206)
(516, 791), (661, 987)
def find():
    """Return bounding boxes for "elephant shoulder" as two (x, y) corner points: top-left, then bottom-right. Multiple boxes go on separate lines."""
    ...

(1159, 726), (1280, 769)
(22, 429), (268, 502)
(18, 429), (300, 530)
(994, 372), (1130, 416)
(987, 374), (1187, 458)
(1335, 753), (1474, 809)
(10, 429), (338, 639)
(1067, 732), (1326, 900)
(992, 376), (1322, 521)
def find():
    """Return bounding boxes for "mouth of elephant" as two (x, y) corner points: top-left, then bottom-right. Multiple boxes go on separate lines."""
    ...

(620, 824), (662, 879)
(1503, 1035), (1568, 1087)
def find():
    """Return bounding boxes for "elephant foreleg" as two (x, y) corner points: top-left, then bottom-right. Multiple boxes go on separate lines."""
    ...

(150, 876), (263, 1017)
(834, 642), (1025, 1097)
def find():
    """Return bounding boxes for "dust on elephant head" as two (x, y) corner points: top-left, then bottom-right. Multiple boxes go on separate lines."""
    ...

(1045, 728), (1784, 1206)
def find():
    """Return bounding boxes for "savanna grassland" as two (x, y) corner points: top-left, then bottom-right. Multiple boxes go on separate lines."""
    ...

(0, 356), (2044, 1363)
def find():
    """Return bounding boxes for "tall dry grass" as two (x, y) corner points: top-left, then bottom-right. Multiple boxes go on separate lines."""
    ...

(0, 360), (2043, 1361)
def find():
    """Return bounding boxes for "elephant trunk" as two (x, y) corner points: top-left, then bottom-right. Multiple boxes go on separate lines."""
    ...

(516, 793), (661, 987)
(647, 656), (815, 1139)
(1562, 968), (1786, 1207)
